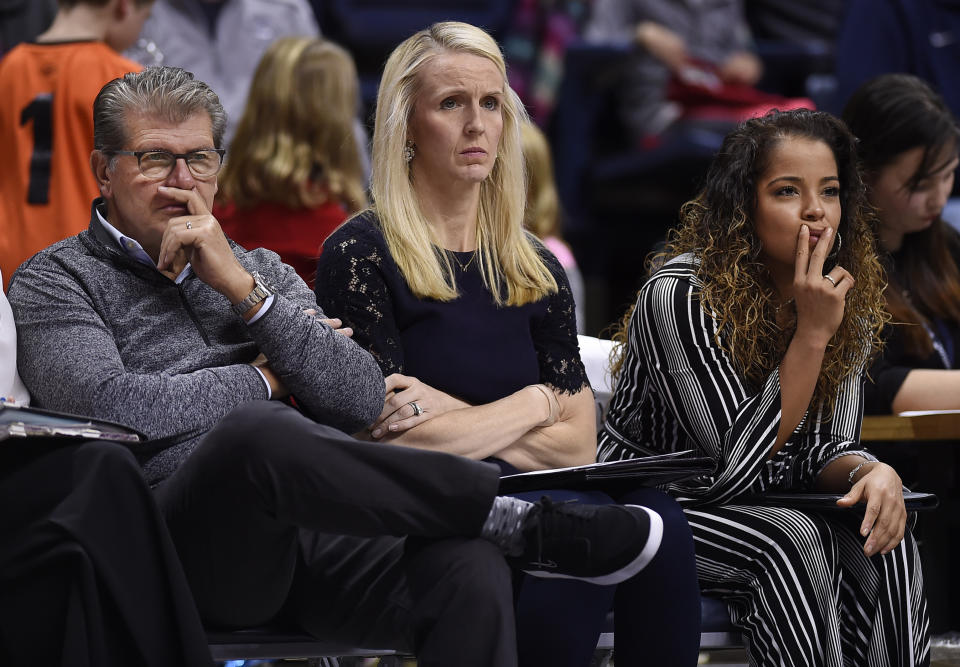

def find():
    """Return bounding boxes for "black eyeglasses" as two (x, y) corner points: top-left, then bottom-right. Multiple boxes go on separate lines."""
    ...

(105, 149), (226, 180)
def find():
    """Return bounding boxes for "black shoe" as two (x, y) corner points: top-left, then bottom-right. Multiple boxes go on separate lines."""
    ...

(514, 497), (663, 585)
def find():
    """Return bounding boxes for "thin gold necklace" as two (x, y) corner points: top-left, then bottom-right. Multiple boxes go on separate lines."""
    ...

(449, 250), (477, 272)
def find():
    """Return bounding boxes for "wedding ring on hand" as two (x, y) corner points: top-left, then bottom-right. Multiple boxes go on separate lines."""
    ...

(823, 274), (837, 287)
(408, 401), (423, 417)
(185, 221), (193, 230)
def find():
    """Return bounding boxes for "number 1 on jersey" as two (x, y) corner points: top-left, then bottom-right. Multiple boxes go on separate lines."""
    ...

(21, 93), (53, 205)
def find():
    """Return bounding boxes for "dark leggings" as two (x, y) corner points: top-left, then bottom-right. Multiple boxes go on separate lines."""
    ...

(506, 481), (701, 666)
(616, 487), (701, 666)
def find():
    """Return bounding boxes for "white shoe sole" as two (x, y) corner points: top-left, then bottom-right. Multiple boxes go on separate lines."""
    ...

(524, 504), (664, 585)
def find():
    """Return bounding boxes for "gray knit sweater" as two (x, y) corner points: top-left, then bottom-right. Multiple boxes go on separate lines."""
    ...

(8, 200), (385, 484)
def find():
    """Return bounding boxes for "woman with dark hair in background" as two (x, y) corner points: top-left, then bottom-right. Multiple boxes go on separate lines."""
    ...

(843, 71), (960, 640)
(599, 108), (930, 665)
(842, 74), (960, 414)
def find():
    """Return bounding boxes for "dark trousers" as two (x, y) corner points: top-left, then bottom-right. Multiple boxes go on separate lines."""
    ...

(0, 438), (212, 667)
(154, 401), (517, 667)
(510, 488), (618, 667)
(616, 487), (701, 666)
(506, 486), (701, 667)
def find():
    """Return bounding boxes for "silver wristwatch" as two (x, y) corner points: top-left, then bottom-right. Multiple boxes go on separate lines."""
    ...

(231, 271), (273, 316)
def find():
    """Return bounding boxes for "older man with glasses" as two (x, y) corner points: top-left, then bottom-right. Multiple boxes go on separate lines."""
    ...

(6, 65), (661, 666)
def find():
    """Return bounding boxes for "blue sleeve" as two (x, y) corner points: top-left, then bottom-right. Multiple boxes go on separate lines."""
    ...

(835, 0), (911, 111)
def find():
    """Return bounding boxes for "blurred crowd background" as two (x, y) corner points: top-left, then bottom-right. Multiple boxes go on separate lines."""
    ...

(2, 0), (957, 334)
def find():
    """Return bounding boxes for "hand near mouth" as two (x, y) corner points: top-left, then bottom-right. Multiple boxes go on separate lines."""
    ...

(792, 224), (853, 348)
(156, 185), (252, 303)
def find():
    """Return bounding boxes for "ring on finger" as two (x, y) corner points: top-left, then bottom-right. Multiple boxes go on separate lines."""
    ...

(185, 221), (193, 230)
(823, 274), (837, 287)
(408, 401), (423, 417)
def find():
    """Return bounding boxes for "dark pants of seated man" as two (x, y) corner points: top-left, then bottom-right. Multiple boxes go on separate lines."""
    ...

(153, 400), (517, 667)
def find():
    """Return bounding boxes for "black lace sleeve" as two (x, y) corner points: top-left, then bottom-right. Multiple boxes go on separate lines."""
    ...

(314, 218), (403, 376)
(530, 237), (590, 394)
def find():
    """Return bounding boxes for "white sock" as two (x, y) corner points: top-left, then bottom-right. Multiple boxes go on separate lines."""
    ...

(481, 496), (534, 556)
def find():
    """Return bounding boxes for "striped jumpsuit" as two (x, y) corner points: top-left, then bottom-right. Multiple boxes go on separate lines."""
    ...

(598, 255), (930, 666)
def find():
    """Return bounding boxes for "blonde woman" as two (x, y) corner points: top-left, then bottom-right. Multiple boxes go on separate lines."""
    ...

(216, 37), (367, 286)
(520, 121), (585, 333)
(316, 21), (700, 667)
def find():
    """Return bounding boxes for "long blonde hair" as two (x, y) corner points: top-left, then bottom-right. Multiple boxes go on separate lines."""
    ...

(218, 37), (367, 212)
(520, 121), (561, 239)
(371, 21), (556, 305)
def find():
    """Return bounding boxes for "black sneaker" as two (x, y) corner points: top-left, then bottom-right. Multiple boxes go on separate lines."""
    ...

(514, 497), (663, 585)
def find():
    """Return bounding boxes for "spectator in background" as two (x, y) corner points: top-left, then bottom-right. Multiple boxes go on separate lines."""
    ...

(835, 0), (960, 120)
(743, 0), (844, 106)
(126, 0), (372, 178)
(0, 0), (57, 56)
(216, 36), (366, 288)
(126, 0), (319, 145)
(842, 74), (960, 416)
(843, 74), (960, 638)
(584, 0), (762, 139)
(745, 0), (843, 48)
(520, 121), (585, 332)
(502, 0), (589, 125)
(0, 0), (149, 288)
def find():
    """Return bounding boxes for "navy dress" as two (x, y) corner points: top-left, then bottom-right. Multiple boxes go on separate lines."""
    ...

(315, 213), (586, 404)
(316, 212), (701, 666)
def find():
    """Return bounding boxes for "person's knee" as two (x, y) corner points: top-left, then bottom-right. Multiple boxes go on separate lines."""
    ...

(71, 440), (143, 485)
(212, 400), (288, 445)
(182, 400), (363, 504)
(771, 510), (833, 553)
(738, 509), (835, 584)
(207, 401), (349, 463)
(195, 401), (303, 475)
(73, 439), (138, 467)
(621, 488), (695, 559)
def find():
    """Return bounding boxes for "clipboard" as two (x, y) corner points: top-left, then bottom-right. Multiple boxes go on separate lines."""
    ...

(738, 491), (939, 512)
(499, 451), (717, 494)
(0, 403), (143, 443)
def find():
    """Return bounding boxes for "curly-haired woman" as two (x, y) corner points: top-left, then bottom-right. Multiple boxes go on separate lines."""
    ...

(598, 108), (930, 665)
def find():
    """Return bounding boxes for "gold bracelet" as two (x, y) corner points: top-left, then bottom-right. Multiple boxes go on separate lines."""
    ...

(530, 384), (554, 425)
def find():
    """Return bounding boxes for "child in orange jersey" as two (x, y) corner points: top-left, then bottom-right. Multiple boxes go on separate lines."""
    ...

(0, 0), (152, 288)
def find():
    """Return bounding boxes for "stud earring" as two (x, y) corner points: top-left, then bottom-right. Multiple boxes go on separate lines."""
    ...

(403, 140), (415, 163)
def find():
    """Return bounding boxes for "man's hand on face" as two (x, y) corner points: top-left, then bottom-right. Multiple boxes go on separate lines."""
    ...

(156, 185), (256, 305)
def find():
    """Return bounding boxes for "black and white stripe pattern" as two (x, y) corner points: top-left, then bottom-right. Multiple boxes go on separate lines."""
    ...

(599, 255), (929, 665)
